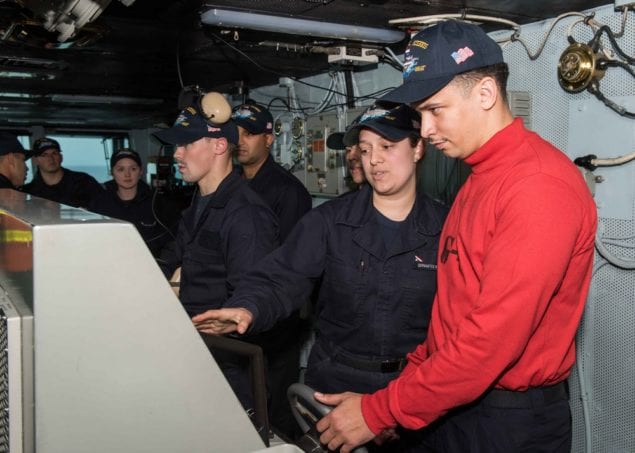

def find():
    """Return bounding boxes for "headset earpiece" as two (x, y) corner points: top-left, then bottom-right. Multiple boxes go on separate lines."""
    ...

(199, 91), (231, 125)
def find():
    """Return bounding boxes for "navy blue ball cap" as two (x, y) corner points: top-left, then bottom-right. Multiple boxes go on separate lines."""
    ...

(32, 137), (61, 156)
(110, 148), (142, 169)
(327, 113), (365, 149)
(231, 103), (273, 134)
(0, 132), (28, 158)
(343, 104), (420, 145)
(154, 106), (239, 146)
(326, 132), (346, 150)
(381, 20), (504, 104)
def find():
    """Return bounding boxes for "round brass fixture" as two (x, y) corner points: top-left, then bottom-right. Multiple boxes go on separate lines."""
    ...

(557, 43), (605, 93)
(291, 117), (304, 139)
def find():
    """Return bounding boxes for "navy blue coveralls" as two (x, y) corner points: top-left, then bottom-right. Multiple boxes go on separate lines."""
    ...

(23, 168), (104, 209)
(160, 171), (279, 411)
(240, 154), (312, 438)
(160, 171), (278, 316)
(243, 154), (312, 241)
(226, 183), (447, 394)
(90, 180), (179, 258)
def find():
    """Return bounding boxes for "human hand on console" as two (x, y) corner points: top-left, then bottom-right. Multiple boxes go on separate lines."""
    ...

(191, 308), (253, 335)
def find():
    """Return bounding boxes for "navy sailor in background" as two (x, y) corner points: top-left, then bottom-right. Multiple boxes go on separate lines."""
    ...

(193, 104), (448, 450)
(89, 148), (179, 259)
(232, 102), (313, 440)
(232, 103), (312, 241)
(154, 105), (279, 413)
(327, 113), (367, 190)
(23, 137), (103, 208)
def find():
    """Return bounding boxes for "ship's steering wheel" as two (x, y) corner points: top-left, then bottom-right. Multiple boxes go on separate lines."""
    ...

(287, 383), (369, 453)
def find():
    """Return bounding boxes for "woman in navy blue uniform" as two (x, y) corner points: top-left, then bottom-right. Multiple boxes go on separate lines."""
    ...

(194, 103), (448, 398)
(90, 148), (178, 258)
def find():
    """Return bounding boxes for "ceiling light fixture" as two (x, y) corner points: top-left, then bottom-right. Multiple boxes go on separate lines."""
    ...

(0, 92), (37, 98)
(200, 8), (405, 44)
(0, 70), (37, 79)
(0, 69), (57, 80)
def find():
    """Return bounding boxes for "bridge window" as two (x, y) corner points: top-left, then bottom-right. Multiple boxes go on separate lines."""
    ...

(25, 134), (128, 184)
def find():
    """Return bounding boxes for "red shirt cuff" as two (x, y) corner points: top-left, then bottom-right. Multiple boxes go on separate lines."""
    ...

(361, 389), (397, 435)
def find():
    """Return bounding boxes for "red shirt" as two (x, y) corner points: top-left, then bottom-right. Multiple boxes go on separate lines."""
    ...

(362, 118), (597, 433)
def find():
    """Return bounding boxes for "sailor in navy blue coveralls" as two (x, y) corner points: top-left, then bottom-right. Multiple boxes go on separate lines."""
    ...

(193, 104), (448, 450)
(24, 137), (103, 209)
(154, 104), (279, 412)
(224, 182), (446, 395)
(232, 102), (312, 241)
(241, 153), (312, 240)
(194, 103), (448, 396)
(160, 170), (278, 317)
(233, 103), (312, 438)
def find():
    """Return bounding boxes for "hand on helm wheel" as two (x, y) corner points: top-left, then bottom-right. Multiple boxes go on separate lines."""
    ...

(288, 383), (370, 453)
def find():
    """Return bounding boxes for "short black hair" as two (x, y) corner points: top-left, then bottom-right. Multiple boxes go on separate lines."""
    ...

(452, 62), (510, 104)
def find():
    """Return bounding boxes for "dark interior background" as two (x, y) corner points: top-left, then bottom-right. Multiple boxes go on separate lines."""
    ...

(0, 0), (610, 130)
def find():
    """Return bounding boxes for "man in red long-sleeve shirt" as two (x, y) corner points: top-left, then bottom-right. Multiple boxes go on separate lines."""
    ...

(314, 20), (597, 452)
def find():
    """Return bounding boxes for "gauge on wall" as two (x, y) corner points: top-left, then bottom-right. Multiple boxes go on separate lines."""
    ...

(273, 118), (284, 136)
(292, 116), (305, 139)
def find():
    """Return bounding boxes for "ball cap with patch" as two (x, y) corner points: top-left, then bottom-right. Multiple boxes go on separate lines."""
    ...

(110, 148), (142, 169)
(153, 106), (239, 146)
(31, 137), (61, 157)
(232, 103), (274, 134)
(381, 20), (504, 104)
(343, 104), (420, 146)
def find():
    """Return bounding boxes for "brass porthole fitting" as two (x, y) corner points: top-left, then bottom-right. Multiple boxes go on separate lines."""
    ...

(557, 42), (605, 93)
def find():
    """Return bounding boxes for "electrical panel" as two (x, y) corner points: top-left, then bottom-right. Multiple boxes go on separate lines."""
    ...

(294, 109), (365, 197)
(271, 111), (305, 171)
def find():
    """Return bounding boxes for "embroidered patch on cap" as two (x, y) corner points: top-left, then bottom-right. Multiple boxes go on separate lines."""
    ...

(403, 48), (418, 79)
(232, 107), (254, 120)
(360, 108), (390, 122)
(451, 46), (475, 64)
